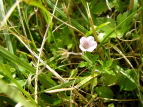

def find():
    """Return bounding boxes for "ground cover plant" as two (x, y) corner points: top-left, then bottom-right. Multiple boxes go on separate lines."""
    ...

(0, 0), (143, 106)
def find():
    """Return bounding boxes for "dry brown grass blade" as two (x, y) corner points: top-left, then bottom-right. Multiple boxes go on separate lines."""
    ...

(109, 43), (135, 70)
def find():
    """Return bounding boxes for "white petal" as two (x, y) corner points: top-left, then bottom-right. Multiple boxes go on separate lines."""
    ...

(87, 46), (96, 52)
(87, 42), (97, 52)
(87, 36), (94, 42)
(79, 36), (97, 52)
(80, 37), (86, 45)
(89, 41), (97, 47)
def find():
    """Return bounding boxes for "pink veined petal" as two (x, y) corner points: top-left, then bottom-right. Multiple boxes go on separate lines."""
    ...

(87, 41), (97, 52)
(80, 37), (87, 45)
(79, 36), (97, 52)
(88, 41), (97, 47)
(87, 45), (97, 52)
(86, 36), (94, 42)
(79, 45), (87, 51)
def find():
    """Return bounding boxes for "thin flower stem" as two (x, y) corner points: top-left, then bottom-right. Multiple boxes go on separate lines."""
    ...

(68, 52), (82, 55)
(34, 0), (59, 103)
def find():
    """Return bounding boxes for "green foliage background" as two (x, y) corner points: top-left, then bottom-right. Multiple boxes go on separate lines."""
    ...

(0, 0), (143, 106)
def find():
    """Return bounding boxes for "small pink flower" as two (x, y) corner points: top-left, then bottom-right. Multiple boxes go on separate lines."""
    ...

(79, 36), (97, 52)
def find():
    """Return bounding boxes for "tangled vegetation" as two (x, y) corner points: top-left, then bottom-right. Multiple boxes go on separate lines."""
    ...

(0, 0), (143, 107)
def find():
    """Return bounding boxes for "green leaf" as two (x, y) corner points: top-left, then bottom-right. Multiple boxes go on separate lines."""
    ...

(98, 60), (104, 66)
(90, 77), (97, 92)
(96, 86), (114, 99)
(101, 73), (120, 86)
(82, 52), (93, 64)
(118, 69), (137, 91)
(117, 11), (132, 34)
(100, 6), (143, 44)
(108, 103), (115, 107)
(105, 70), (115, 75)
(115, 0), (125, 12)
(97, 33), (106, 42)
(78, 61), (88, 67)
(90, 0), (108, 14)
(106, 59), (113, 68)
(96, 22), (111, 31)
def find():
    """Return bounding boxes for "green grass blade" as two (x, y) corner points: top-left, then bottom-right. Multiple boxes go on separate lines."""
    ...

(0, 45), (57, 87)
(0, 79), (35, 107)
(45, 77), (86, 92)
(45, 0), (87, 33)
(0, 45), (35, 73)
(0, 0), (14, 54)
(45, 73), (100, 93)
(0, 63), (38, 106)
(75, 73), (99, 88)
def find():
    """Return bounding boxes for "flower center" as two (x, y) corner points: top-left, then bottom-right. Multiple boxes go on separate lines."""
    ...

(83, 42), (89, 49)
